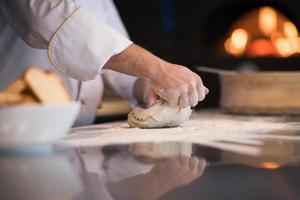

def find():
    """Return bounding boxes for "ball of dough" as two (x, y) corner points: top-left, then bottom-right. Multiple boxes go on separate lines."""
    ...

(128, 100), (192, 128)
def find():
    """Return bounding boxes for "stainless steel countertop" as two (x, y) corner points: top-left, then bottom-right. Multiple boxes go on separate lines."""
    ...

(1, 110), (300, 200)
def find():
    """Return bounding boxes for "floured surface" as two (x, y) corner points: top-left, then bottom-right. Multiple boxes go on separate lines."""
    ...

(59, 110), (300, 155)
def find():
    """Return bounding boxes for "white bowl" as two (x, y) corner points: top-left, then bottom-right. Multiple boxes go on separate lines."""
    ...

(0, 102), (80, 148)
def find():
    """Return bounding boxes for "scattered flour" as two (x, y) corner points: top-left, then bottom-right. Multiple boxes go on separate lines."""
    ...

(59, 110), (300, 156)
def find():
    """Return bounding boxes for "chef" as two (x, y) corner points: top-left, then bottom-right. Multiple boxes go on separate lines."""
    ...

(0, 0), (208, 126)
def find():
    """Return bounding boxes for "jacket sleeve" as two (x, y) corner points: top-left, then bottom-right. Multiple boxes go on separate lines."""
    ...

(0, 0), (132, 81)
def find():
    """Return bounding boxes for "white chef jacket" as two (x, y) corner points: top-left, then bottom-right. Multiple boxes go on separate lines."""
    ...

(0, 0), (137, 126)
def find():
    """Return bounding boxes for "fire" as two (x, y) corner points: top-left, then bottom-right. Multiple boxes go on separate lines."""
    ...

(231, 29), (248, 50)
(259, 7), (277, 36)
(273, 38), (294, 57)
(224, 6), (300, 57)
(283, 21), (298, 38)
(224, 28), (248, 56)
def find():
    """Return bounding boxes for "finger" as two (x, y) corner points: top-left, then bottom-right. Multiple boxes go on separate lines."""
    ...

(197, 159), (207, 175)
(188, 82), (199, 107)
(178, 94), (189, 108)
(176, 84), (188, 107)
(147, 97), (157, 106)
(173, 157), (182, 168)
(204, 86), (209, 95)
(196, 83), (206, 102)
(168, 157), (181, 167)
(168, 93), (179, 107)
(194, 77), (205, 101)
(147, 91), (159, 106)
(179, 156), (190, 167)
(157, 88), (178, 106)
(189, 156), (200, 171)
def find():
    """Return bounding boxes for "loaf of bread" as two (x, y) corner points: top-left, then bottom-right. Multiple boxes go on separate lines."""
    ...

(24, 67), (71, 104)
(6, 79), (27, 93)
(0, 66), (72, 105)
(0, 92), (23, 105)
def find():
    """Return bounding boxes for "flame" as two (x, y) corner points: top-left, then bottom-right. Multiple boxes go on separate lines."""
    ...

(260, 162), (280, 169)
(274, 37), (294, 57)
(224, 28), (248, 55)
(287, 37), (300, 53)
(231, 29), (249, 49)
(283, 21), (298, 38)
(259, 7), (277, 36)
(295, 37), (300, 53)
(224, 6), (300, 57)
(272, 23), (300, 57)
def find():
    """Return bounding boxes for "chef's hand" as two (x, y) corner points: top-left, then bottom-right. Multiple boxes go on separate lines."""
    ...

(139, 156), (206, 199)
(149, 60), (209, 107)
(133, 78), (159, 106)
(105, 44), (208, 107)
(110, 156), (207, 200)
(134, 66), (208, 108)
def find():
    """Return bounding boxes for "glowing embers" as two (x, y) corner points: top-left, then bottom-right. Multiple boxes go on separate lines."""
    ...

(224, 6), (300, 57)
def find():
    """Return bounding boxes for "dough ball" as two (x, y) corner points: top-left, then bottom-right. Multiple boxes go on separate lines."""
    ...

(128, 100), (192, 128)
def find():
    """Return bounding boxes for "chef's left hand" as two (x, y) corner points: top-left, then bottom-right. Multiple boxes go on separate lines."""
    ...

(133, 78), (159, 106)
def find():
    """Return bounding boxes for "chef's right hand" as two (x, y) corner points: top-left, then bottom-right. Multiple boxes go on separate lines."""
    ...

(104, 44), (208, 107)
(149, 60), (209, 107)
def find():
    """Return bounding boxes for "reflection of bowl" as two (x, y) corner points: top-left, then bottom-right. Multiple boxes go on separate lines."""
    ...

(0, 154), (82, 199)
(0, 102), (80, 148)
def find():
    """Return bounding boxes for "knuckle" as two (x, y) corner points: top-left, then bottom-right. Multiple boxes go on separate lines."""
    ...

(189, 79), (196, 86)
(178, 84), (188, 94)
(195, 75), (203, 84)
(166, 88), (176, 96)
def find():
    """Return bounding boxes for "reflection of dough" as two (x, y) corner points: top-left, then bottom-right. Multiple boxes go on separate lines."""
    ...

(128, 100), (192, 128)
(129, 143), (193, 160)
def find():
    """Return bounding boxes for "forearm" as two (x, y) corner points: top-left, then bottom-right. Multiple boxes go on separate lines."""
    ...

(104, 44), (163, 81)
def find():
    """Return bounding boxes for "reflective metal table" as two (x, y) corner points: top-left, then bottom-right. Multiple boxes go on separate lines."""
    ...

(1, 115), (300, 200)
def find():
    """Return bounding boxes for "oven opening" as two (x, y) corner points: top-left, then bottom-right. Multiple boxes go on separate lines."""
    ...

(221, 6), (300, 58)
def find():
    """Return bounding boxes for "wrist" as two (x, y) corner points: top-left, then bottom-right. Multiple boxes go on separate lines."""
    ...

(131, 45), (165, 81)
(144, 57), (166, 82)
(103, 43), (167, 83)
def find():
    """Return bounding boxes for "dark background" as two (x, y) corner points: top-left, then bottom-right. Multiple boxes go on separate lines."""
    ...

(114, 0), (300, 70)
(114, 0), (300, 108)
